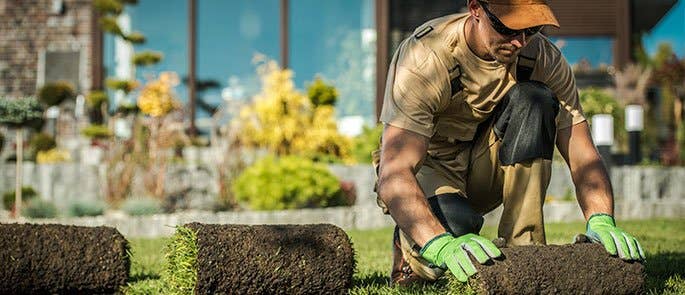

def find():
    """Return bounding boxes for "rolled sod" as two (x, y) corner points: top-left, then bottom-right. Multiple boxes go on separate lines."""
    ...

(460, 243), (645, 295)
(163, 223), (356, 294)
(0, 223), (130, 294)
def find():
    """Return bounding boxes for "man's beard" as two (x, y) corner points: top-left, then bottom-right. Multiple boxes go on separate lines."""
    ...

(490, 44), (520, 64)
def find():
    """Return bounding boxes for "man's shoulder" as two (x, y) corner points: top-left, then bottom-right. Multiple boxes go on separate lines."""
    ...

(520, 33), (563, 60)
(396, 13), (466, 72)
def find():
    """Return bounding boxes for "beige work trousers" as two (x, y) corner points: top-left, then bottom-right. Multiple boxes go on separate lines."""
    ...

(375, 120), (552, 280)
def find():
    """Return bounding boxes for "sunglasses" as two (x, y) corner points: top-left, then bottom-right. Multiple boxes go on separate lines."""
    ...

(478, 1), (543, 37)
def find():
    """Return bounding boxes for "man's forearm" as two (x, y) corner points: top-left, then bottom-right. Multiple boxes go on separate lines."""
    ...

(571, 153), (614, 220)
(378, 169), (446, 247)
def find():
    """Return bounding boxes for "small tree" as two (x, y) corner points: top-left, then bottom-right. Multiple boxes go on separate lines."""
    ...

(0, 98), (43, 217)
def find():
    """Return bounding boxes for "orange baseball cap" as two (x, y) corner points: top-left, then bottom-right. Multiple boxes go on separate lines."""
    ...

(480, 0), (560, 30)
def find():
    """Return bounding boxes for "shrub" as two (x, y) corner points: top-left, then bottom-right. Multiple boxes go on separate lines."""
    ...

(105, 78), (138, 94)
(21, 199), (58, 218)
(124, 32), (146, 44)
(122, 198), (162, 216)
(579, 88), (626, 150)
(351, 124), (383, 163)
(0, 97), (44, 128)
(237, 60), (352, 162)
(99, 16), (123, 36)
(38, 81), (76, 107)
(86, 91), (109, 109)
(93, 0), (123, 15)
(132, 51), (163, 66)
(68, 200), (107, 217)
(307, 77), (338, 107)
(29, 133), (56, 155)
(82, 124), (112, 140)
(232, 156), (347, 210)
(3, 186), (38, 210)
(36, 148), (71, 164)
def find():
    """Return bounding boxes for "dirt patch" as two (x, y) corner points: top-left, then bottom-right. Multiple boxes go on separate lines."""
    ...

(186, 223), (355, 294)
(0, 223), (130, 294)
(470, 243), (645, 295)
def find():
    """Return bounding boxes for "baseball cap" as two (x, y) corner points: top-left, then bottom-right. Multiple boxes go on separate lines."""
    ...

(479, 0), (560, 30)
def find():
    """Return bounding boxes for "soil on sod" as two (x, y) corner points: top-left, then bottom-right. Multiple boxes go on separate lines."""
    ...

(0, 223), (130, 294)
(470, 243), (645, 295)
(185, 223), (355, 294)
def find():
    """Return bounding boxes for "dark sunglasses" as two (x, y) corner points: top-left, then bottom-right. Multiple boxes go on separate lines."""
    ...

(478, 1), (543, 37)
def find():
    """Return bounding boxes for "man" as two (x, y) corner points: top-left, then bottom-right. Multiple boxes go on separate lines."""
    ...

(374, 0), (645, 286)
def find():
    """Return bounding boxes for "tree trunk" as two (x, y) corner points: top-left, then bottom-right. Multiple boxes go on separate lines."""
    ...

(14, 129), (23, 218)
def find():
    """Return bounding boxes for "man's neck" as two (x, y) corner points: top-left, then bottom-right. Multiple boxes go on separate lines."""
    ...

(464, 16), (494, 61)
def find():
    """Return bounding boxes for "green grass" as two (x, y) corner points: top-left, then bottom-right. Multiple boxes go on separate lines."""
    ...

(125, 219), (685, 294)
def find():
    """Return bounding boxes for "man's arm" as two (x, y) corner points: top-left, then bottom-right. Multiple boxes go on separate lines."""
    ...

(377, 124), (446, 246)
(557, 121), (645, 260)
(556, 121), (613, 219)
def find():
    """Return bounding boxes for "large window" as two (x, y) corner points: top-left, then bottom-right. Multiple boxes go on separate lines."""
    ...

(642, 0), (684, 57)
(104, 0), (189, 106)
(197, 0), (280, 119)
(548, 37), (614, 69)
(289, 0), (376, 125)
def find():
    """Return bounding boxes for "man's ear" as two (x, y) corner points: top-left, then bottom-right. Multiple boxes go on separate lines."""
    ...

(467, 0), (482, 20)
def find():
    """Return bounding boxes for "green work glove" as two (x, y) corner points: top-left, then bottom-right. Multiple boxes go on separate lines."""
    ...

(420, 233), (502, 282)
(586, 213), (645, 261)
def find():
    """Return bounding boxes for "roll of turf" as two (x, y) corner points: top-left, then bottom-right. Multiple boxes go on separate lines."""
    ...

(163, 223), (356, 294)
(460, 243), (645, 295)
(0, 223), (130, 294)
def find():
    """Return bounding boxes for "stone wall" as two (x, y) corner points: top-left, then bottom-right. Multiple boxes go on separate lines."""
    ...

(0, 0), (95, 97)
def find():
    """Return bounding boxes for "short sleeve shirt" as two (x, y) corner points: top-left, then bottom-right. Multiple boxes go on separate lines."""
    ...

(380, 13), (585, 146)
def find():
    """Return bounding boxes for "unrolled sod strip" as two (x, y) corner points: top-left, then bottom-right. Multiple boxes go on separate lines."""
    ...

(451, 243), (645, 295)
(163, 223), (356, 294)
(0, 223), (130, 294)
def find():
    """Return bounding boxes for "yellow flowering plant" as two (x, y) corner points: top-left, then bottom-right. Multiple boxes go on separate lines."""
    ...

(237, 59), (352, 163)
(137, 72), (181, 117)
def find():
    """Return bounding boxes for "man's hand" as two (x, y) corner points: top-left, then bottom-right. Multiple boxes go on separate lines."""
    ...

(586, 213), (645, 261)
(420, 233), (502, 282)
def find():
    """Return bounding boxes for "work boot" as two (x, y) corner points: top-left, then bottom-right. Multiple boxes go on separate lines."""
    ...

(390, 226), (428, 287)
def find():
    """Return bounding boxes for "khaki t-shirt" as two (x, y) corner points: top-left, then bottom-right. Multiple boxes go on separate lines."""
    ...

(380, 13), (585, 147)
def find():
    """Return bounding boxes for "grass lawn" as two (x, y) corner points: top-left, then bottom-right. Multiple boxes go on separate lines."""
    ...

(125, 219), (685, 294)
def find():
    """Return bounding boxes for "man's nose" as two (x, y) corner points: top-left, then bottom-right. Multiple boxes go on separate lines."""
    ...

(510, 33), (526, 48)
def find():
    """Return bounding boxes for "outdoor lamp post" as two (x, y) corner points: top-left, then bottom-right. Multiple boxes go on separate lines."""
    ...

(592, 114), (614, 172)
(46, 106), (60, 137)
(625, 105), (644, 165)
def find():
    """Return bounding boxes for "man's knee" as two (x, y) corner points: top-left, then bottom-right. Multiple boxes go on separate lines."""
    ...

(494, 81), (559, 166)
(427, 193), (484, 236)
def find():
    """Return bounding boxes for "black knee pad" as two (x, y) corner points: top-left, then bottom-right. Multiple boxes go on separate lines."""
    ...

(427, 193), (484, 236)
(494, 81), (559, 166)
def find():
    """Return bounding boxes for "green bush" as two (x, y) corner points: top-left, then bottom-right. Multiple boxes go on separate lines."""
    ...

(38, 81), (76, 107)
(106, 78), (137, 94)
(29, 133), (56, 156)
(21, 199), (58, 218)
(132, 51), (163, 67)
(351, 124), (383, 163)
(93, 0), (123, 15)
(579, 88), (626, 150)
(2, 186), (38, 210)
(99, 16), (123, 36)
(81, 124), (112, 140)
(307, 77), (338, 107)
(68, 200), (107, 217)
(124, 32), (146, 44)
(122, 198), (163, 216)
(86, 91), (109, 109)
(0, 97), (44, 128)
(232, 156), (347, 210)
